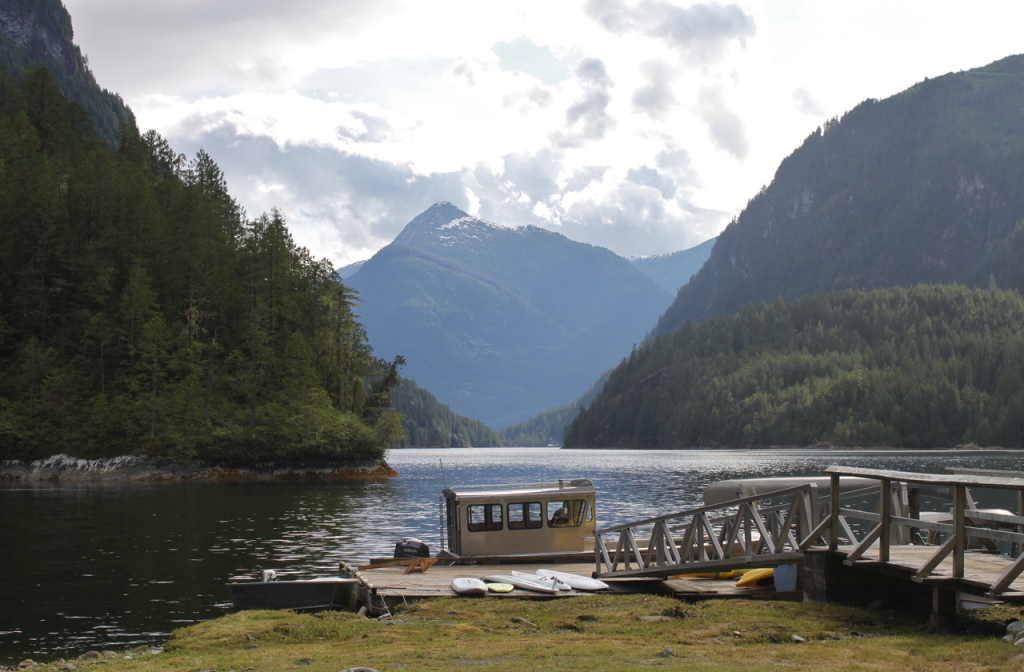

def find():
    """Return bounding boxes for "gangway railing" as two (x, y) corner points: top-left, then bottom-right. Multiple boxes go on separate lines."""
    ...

(593, 483), (862, 579)
(820, 466), (1024, 598)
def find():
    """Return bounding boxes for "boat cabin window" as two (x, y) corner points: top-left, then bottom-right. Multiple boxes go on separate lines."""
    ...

(467, 504), (503, 532)
(507, 502), (543, 530)
(547, 499), (588, 527)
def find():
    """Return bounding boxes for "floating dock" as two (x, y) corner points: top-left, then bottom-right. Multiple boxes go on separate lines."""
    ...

(353, 562), (782, 615)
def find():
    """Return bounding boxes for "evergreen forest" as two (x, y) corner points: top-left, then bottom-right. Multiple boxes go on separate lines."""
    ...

(390, 378), (501, 448)
(565, 284), (1024, 449)
(0, 67), (405, 463)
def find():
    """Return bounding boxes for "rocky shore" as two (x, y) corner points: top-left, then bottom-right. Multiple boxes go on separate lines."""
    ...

(0, 453), (398, 482)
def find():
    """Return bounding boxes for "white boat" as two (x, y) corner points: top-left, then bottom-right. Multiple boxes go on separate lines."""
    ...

(535, 568), (609, 591)
(451, 577), (488, 595)
(481, 574), (559, 594)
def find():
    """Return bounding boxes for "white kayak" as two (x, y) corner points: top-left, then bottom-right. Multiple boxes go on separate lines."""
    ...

(510, 570), (571, 591)
(535, 568), (609, 591)
(451, 577), (488, 595)
(482, 574), (558, 594)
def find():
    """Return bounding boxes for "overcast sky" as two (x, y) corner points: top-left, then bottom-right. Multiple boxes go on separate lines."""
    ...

(64, 0), (1024, 266)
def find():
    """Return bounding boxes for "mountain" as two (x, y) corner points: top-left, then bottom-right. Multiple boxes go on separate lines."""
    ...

(499, 368), (610, 446)
(654, 54), (1024, 337)
(0, 0), (134, 145)
(565, 285), (1024, 448)
(344, 203), (674, 428)
(390, 378), (502, 447)
(629, 238), (715, 294)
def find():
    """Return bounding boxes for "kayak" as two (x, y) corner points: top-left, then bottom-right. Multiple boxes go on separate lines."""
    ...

(482, 574), (559, 594)
(451, 577), (488, 595)
(535, 568), (609, 591)
(673, 570), (747, 580)
(736, 568), (775, 588)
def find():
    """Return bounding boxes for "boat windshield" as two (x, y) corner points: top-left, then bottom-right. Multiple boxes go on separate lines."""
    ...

(546, 499), (588, 527)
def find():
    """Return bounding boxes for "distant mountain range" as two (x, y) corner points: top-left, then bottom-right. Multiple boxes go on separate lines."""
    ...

(344, 203), (678, 428)
(0, 0), (134, 145)
(628, 238), (715, 294)
(655, 54), (1024, 337)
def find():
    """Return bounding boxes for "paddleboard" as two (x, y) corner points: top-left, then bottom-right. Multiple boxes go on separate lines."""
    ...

(510, 570), (571, 591)
(482, 574), (558, 594)
(451, 577), (488, 596)
(736, 568), (774, 588)
(487, 583), (514, 593)
(535, 568), (609, 591)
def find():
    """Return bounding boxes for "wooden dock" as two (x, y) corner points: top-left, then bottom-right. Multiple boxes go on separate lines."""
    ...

(354, 562), (782, 615)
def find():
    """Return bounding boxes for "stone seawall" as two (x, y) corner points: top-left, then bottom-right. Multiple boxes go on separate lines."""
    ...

(0, 453), (398, 482)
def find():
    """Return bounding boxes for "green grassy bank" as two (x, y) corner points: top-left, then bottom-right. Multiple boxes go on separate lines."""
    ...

(14, 596), (1024, 672)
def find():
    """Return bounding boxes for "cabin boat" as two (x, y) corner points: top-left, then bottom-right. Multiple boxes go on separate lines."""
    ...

(440, 479), (597, 559)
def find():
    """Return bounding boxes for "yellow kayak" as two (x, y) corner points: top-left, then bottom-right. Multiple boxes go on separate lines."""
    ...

(673, 570), (747, 580)
(736, 567), (774, 588)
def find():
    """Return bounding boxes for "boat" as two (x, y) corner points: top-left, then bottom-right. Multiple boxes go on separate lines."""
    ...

(736, 567), (775, 588)
(451, 577), (488, 595)
(226, 570), (358, 611)
(437, 478), (598, 561)
(487, 583), (514, 593)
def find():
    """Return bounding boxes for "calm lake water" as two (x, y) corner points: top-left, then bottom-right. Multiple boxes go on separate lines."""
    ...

(3, 447), (1023, 663)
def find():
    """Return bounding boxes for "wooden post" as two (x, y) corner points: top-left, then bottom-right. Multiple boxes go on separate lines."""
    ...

(879, 478), (891, 563)
(1017, 488), (1024, 558)
(829, 474), (840, 551)
(930, 586), (957, 631)
(954, 484), (966, 578)
(908, 487), (921, 544)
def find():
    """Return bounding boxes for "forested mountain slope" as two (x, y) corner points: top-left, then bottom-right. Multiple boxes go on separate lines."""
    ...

(566, 285), (1024, 448)
(0, 0), (134, 146)
(0, 67), (401, 462)
(655, 54), (1024, 336)
(345, 203), (674, 427)
(390, 378), (501, 447)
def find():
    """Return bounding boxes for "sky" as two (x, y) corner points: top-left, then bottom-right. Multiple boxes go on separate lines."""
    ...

(63, 0), (1024, 267)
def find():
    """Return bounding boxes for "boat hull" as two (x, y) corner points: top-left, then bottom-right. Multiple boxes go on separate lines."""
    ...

(226, 579), (358, 611)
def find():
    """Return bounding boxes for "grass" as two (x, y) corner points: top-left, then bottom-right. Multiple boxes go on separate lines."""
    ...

(29, 596), (1024, 672)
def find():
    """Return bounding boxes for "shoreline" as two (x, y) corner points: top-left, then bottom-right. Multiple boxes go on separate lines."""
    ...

(0, 453), (398, 482)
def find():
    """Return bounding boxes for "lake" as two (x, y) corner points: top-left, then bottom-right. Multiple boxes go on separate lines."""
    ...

(3, 447), (1023, 663)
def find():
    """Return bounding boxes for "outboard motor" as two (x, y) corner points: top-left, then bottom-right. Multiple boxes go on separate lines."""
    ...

(393, 537), (430, 558)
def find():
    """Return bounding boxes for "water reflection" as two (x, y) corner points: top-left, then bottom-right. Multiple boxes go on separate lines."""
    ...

(2, 447), (1023, 662)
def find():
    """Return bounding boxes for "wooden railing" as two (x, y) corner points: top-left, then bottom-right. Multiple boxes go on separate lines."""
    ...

(593, 484), (840, 579)
(822, 466), (1024, 597)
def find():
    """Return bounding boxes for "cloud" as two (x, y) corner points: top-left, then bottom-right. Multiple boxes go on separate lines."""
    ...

(632, 60), (677, 120)
(584, 0), (756, 65)
(493, 36), (581, 85)
(554, 58), (615, 148)
(791, 87), (826, 116)
(695, 86), (749, 160)
(66, 0), (402, 96)
(503, 85), (555, 112)
(336, 111), (393, 142)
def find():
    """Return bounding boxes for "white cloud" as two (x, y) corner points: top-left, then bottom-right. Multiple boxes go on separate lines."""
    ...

(60, 0), (1024, 267)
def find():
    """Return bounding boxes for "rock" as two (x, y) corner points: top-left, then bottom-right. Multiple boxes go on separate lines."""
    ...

(17, 661), (35, 669)
(733, 630), (742, 637)
(1015, 638), (1024, 647)
(1008, 621), (1024, 635)
(340, 668), (380, 672)
(75, 652), (99, 662)
(791, 635), (806, 643)
(658, 648), (675, 658)
(132, 645), (149, 654)
(576, 614), (598, 622)
(295, 658), (313, 665)
(511, 617), (537, 627)
(99, 651), (117, 660)
(59, 664), (75, 672)
(1005, 634), (1016, 643)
